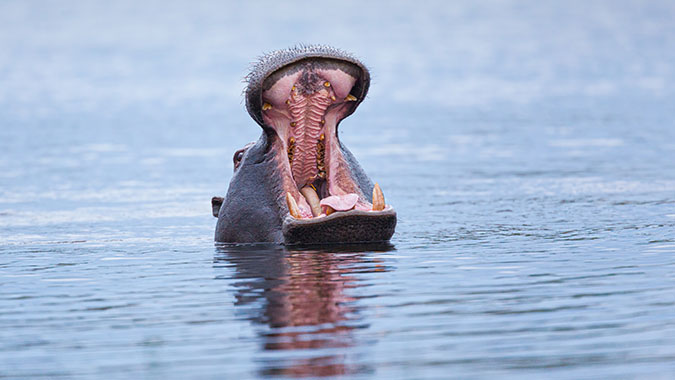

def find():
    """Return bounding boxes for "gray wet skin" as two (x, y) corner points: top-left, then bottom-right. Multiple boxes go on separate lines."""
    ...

(214, 45), (396, 244)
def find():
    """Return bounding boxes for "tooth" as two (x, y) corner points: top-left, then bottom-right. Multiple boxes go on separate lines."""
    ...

(300, 186), (321, 217)
(287, 137), (295, 163)
(262, 102), (272, 111)
(286, 192), (301, 218)
(316, 136), (325, 177)
(330, 95), (336, 101)
(372, 183), (385, 211)
(325, 206), (335, 216)
(345, 94), (357, 101)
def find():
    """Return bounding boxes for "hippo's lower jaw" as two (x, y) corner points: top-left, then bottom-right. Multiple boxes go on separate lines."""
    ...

(282, 208), (396, 245)
(214, 45), (397, 244)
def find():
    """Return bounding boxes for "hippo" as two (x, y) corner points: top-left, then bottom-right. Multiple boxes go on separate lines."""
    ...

(212, 45), (396, 244)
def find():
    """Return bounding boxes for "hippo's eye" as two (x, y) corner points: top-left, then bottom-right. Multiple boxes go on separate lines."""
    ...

(232, 141), (256, 171)
(233, 148), (246, 170)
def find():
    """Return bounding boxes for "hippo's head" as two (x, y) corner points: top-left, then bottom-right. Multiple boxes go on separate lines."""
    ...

(213, 45), (396, 244)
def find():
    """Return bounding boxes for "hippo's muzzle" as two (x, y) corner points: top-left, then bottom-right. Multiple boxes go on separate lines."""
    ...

(213, 45), (396, 244)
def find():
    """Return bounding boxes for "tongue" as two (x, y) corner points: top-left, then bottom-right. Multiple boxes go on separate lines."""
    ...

(320, 194), (359, 212)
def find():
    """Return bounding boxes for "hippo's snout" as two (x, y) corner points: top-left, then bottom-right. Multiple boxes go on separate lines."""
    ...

(214, 45), (396, 244)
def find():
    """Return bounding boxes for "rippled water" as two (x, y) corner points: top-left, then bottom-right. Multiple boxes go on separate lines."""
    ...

(2, 1), (675, 378)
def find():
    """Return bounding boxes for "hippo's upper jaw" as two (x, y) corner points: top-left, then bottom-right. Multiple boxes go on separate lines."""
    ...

(214, 45), (396, 245)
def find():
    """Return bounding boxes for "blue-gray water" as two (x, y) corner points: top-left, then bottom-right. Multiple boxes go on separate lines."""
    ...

(2, 1), (675, 379)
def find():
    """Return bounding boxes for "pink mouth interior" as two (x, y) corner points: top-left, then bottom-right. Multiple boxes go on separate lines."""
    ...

(260, 60), (375, 218)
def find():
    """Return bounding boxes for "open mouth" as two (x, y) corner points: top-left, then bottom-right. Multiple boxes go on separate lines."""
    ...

(225, 46), (397, 244)
(259, 58), (394, 223)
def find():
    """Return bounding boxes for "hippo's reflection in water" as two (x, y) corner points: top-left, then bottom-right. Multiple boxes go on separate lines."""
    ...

(214, 243), (393, 377)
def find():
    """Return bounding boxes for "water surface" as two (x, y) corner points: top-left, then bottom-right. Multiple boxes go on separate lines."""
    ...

(2, 1), (675, 378)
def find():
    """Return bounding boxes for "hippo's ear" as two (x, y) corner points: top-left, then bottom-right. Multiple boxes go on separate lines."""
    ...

(211, 196), (224, 217)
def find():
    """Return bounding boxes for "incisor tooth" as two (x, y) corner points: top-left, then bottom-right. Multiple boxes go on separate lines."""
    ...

(372, 183), (385, 211)
(325, 206), (335, 216)
(286, 192), (301, 218)
(300, 186), (322, 217)
(262, 103), (272, 111)
(345, 94), (357, 101)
